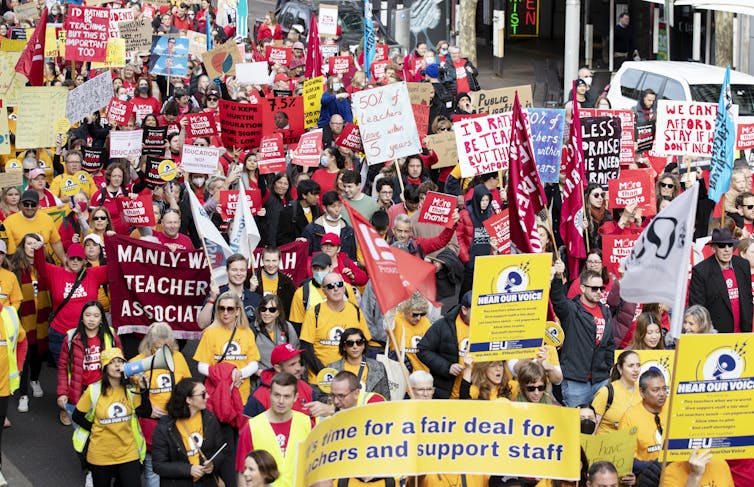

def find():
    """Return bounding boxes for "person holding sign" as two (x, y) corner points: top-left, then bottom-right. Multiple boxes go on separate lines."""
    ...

(590, 351), (641, 435)
(459, 356), (511, 401)
(50, 151), (98, 200)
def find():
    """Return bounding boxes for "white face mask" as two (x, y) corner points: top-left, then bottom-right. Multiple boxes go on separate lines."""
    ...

(331, 82), (342, 91)
(583, 76), (593, 87)
(118, 94), (129, 101)
(193, 177), (205, 187)
(598, 102), (610, 109)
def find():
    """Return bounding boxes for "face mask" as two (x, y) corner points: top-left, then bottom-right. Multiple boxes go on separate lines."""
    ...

(244, 53), (253, 61)
(320, 155), (328, 167)
(440, 49), (448, 55)
(332, 82), (342, 91)
(139, 85), (149, 94)
(313, 270), (328, 285)
(118, 95), (129, 101)
(193, 177), (205, 187)
(598, 102), (610, 109)
(325, 213), (340, 222)
(583, 76), (593, 86)
(580, 419), (596, 435)
(51, 9), (59, 15)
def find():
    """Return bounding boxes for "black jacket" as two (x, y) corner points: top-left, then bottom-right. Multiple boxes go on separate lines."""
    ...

(689, 255), (753, 334)
(277, 200), (321, 246)
(550, 277), (615, 383)
(301, 218), (358, 261)
(417, 305), (463, 399)
(263, 193), (288, 247)
(442, 59), (480, 95)
(152, 410), (233, 487)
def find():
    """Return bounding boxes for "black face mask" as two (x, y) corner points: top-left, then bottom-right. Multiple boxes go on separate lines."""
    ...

(580, 419), (596, 435)
(139, 86), (149, 94)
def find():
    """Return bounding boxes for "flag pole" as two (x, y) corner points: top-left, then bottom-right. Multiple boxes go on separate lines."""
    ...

(186, 182), (219, 288)
(580, 187), (591, 253)
(543, 210), (561, 261)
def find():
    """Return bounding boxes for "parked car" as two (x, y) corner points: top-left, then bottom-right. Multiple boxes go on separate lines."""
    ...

(606, 61), (754, 116)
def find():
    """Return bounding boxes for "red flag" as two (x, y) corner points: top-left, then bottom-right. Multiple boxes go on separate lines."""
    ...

(343, 200), (437, 312)
(305, 13), (321, 79)
(506, 93), (547, 254)
(560, 81), (588, 278)
(15, 8), (48, 86)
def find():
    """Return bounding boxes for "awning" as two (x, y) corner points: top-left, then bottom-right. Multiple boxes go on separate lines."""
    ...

(674, 0), (754, 15)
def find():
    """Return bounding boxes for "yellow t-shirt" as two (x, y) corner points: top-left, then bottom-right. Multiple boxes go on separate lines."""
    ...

(0, 268), (23, 309)
(193, 324), (260, 403)
(130, 350), (192, 413)
(289, 282), (358, 324)
(0, 321), (25, 397)
(343, 360), (369, 388)
(618, 402), (668, 461)
(302, 206), (313, 223)
(76, 384), (142, 466)
(300, 301), (370, 382)
(260, 274), (278, 296)
(176, 413), (204, 469)
(50, 173), (98, 199)
(393, 313), (431, 373)
(662, 459), (734, 487)
(4, 211), (62, 256)
(469, 384), (501, 401)
(450, 316), (470, 399)
(592, 380), (642, 435)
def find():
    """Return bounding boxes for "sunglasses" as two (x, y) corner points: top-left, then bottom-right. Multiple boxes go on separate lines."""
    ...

(716, 243), (735, 249)
(191, 391), (208, 399)
(438, 127), (451, 132)
(660, 182), (675, 189)
(585, 285), (606, 292)
(412, 312), (427, 318)
(324, 281), (345, 290)
(345, 339), (366, 347)
(743, 205), (754, 210)
(68, 257), (84, 262)
(92, 215), (108, 221)
(218, 305), (238, 313)
(22, 201), (38, 208)
(259, 306), (278, 313)
(591, 193), (605, 199)
(525, 385), (546, 392)
(207, 96), (219, 101)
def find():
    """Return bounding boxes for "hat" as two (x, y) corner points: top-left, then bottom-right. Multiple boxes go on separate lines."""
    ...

(461, 290), (473, 308)
(20, 190), (39, 204)
(311, 252), (331, 269)
(0, 240), (6, 254)
(456, 92), (471, 104)
(100, 347), (125, 367)
(274, 73), (290, 83)
(292, 41), (305, 50)
(575, 78), (588, 87)
(291, 24), (304, 34)
(708, 227), (738, 246)
(424, 63), (440, 79)
(271, 343), (304, 365)
(173, 87), (188, 98)
(207, 88), (220, 97)
(28, 168), (46, 180)
(67, 243), (86, 259)
(321, 233), (341, 246)
(83, 234), (103, 247)
(290, 58), (305, 70)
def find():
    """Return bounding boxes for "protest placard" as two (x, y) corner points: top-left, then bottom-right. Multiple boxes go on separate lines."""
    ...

(406, 82), (433, 105)
(736, 117), (754, 150)
(106, 97), (134, 126)
(608, 169), (656, 216)
(652, 101), (717, 156)
(328, 56), (352, 77)
(426, 131), (458, 169)
(0, 52), (20, 96)
(142, 126), (167, 157)
(483, 209), (510, 254)
(471, 85), (533, 114)
(352, 82), (422, 165)
(64, 6), (109, 62)
(635, 122), (655, 152)
(412, 103), (430, 141)
(526, 108), (564, 184)
(143, 156), (169, 188)
(110, 129), (143, 159)
(265, 45), (291, 66)
(117, 194), (155, 227)
(297, 400), (580, 485)
(292, 129), (323, 167)
(186, 30), (207, 57)
(218, 189), (262, 219)
(235, 62), (268, 85)
(468, 253), (550, 361)
(251, 240), (308, 286)
(219, 100), (263, 150)
(181, 145), (220, 174)
(580, 429), (636, 477)
(0, 171), (22, 188)
(108, 8), (133, 37)
(258, 134), (285, 174)
(303, 77), (324, 129)
(666, 333), (754, 461)
(44, 25), (58, 58)
(60, 174), (82, 198)
(262, 95), (305, 145)
(614, 349), (675, 385)
(66, 72), (113, 124)
(14, 2), (38, 21)
(582, 108), (635, 165)
(82, 146), (105, 173)
(185, 112), (218, 139)
(202, 41), (242, 79)
(105, 235), (210, 338)
(0, 107), (9, 155)
(601, 234), (639, 281)
(90, 37), (126, 69)
(456, 112), (512, 178)
(417, 191), (456, 228)
(116, 18), (150, 52)
(581, 115), (621, 187)
(335, 123), (363, 152)
(15, 87), (67, 149)
(318, 4), (338, 36)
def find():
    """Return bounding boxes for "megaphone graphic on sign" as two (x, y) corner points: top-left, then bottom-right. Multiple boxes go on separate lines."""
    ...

(123, 344), (175, 379)
(712, 353), (736, 380)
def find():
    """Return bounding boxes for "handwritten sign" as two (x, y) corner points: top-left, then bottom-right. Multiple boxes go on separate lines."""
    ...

(412, 103), (430, 141)
(0, 107), (9, 155)
(292, 129), (323, 167)
(202, 41), (242, 79)
(335, 123), (363, 152)
(258, 134), (286, 174)
(108, 8), (134, 38)
(64, 6), (109, 62)
(417, 191), (456, 227)
(118, 18), (151, 52)
(218, 189), (261, 219)
(351, 82), (421, 165)
(602, 234), (639, 280)
(652, 101), (716, 156)
(471, 85), (533, 115)
(318, 4), (339, 36)
(406, 82), (433, 105)
(526, 108), (564, 183)
(219, 100), (263, 150)
(303, 77), (324, 129)
(106, 97), (134, 126)
(109, 129), (143, 159)
(117, 194), (155, 226)
(580, 429), (635, 478)
(0, 171), (22, 188)
(581, 116), (621, 187)
(582, 108), (635, 165)
(736, 117), (754, 150)
(608, 169), (656, 216)
(185, 112), (218, 139)
(14, 2), (38, 21)
(15, 87), (68, 149)
(181, 145), (220, 174)
(426, 131), (458, 169)
(66, 72), (113, 124)
(483, 209), (510, 254)
(456, 112), (512, 178)
(186, 30), (207, 57)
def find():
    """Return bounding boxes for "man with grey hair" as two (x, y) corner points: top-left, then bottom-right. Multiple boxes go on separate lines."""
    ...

(408, 371), (435, 400)
(390, 212), (458, 258)
(442, 46), (480, 97)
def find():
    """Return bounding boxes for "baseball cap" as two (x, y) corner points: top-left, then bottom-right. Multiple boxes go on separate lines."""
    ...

(311, 252), (331, 269)
(575, 79), (588, 87)
(321, 233), (341, 246)
(28, 168), (46, 180)
(292, 42), (305, 50)
(207, 88), (220, 97)
(83, 234), (103, 247)
(461, 290), (473, 308)
(274, 73), (290, 83)
(291, 24), (304, 34)
(271, 343), (304, 365)
(67, 243), (86, 260)
(20, 190), (39, 204)
(100, 347), (125, 367)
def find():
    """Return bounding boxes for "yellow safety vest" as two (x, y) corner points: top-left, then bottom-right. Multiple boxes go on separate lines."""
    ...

(248, 411), (312, 487)
(72, 382), (147, 462)
(357, 390), (382, 406)
(1, 306), (21, 395)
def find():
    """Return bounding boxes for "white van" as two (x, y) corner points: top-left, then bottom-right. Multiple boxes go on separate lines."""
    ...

(605, 61), (754, 116)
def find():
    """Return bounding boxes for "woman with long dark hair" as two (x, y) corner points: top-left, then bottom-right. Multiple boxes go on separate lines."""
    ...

(263, 172), (292, 246)
(253, 294), (299, 371)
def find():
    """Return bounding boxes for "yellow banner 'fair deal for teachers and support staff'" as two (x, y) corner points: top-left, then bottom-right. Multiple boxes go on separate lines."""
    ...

(295, 400), (580, 486)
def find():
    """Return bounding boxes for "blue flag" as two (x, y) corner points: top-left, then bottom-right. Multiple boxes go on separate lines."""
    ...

(364, 0), (375, 81)
(236, 0), (248, 39)
(206, 11), (213, 51)
(708, 66), (735, 203)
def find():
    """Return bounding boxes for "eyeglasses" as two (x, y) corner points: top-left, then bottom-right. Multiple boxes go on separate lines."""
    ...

(22, 201), (38, 208)
(345, 339), (366, 347)
(412, 312), (427, 318)
(259, 306), (278, 313)
(585, 285), (606, 292)
(525, 385), (546, 392)
(324, 281), (345, 290)
(586, 259), (602, 264)
(654, 413), (663, 436)
(329, 390), (356, 401)
(716, 243), (735, 249)
(660, 182), (675, 189)
(218, 305), (238, 313)
(191, 391), (208, 399)
(92, 215), (108, 221)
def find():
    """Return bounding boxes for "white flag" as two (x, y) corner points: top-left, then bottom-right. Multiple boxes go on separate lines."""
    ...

(620, 182), (699, 339)
(228, 179), (261, 259)
(185, 182), (231, 286)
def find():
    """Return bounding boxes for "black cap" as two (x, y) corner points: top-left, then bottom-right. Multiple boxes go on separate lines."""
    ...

(311, 252), (331, 269)
(461, 291), (472, 308)
(21, 190), (39, 204)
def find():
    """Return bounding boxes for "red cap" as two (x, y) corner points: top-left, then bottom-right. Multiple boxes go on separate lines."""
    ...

(67, 243), (86, 260)
(274, 73), (289, 83)
(271, 343), (304, 365)
(321, 233), (341, 246)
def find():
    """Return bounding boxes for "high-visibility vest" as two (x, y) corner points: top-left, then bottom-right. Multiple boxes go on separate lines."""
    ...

(248, 411), (312, 487)
(1, 306), (21, 395)
(72, 382), (147, 462)
(357, 390), (382, 406)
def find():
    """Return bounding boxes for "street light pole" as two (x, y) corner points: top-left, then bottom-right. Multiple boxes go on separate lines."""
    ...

(564, 0), (581, 103)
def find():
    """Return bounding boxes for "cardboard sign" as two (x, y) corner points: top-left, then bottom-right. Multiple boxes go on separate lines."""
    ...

(202, 41), (242, 79)
(456, 112), (513, 177)
(602, 234), (639, 280)
(483, 209), (510, 254)
(186, 30), (207, 57)
(108, 8), (134, 38)
(235, 62), (268, 85)
(66, 72), (113, 124)
(426, 131), (458, 169)
(635, 122), (655, 152)
(406, 82), (433, 106)
(328, 56), (352, 77)
(218, 189), (261, 219)
(117, 194), (156, 226)
(335, 123), (363, 152)
(106, 97), (134, 126)
(219, 100), (263, 151)
(292, 129), (323, 167)
(736, 117), (754, 150)
(262, 96), (305, 146)
(265, 45), (292, 66)
(582, 108), (635, 165)
(15, 87), (68, 149)
(351, 82), (422, 165)
(581, 116), (622, 187)
(14, 3), (38, 21)
(318, 4), (338, 36)
(412, 103), (430, 141)
(258, 133), (286, 174)
(580, 429), (636, 478)
(110, 129), (143, 159)
(526, 108), (564, 184)
(471, 85), (533, 114)
(417, 191), (456, 227)
(64, 6), (109, 62)
(303, 77), (324, 129)
(652, 101), (717, 156)
(181, 145), (220, 174)
(142, 126), (167, 157)
(185, 112), (218, 139)
(0, 171), (23, 189)
(118, 18), (152, 52)
(608, 169), (656, 216)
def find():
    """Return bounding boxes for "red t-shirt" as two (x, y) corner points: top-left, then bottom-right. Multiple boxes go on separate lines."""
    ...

(81, 336), (103, 387)
(583, 302), (606, 344)
(722, 267), (741, 332)
(453, 60), (470, 93)
(235, 417), (292, 472)
(154, 231), (194, 252)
